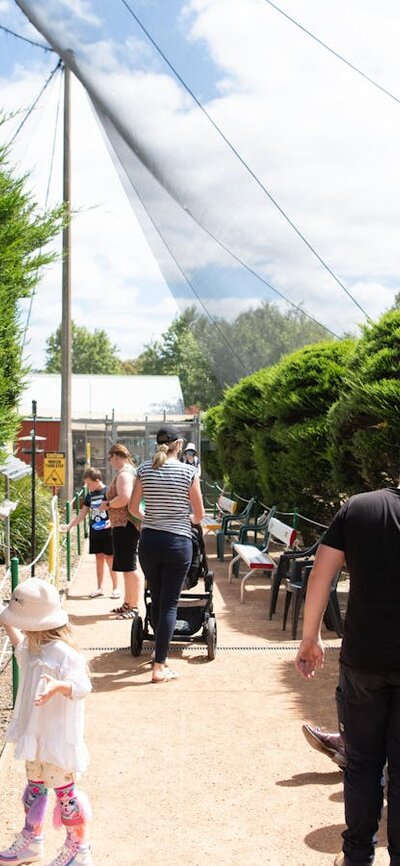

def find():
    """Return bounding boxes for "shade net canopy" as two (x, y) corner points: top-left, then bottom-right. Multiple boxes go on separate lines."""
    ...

(15, 0), (399, 387)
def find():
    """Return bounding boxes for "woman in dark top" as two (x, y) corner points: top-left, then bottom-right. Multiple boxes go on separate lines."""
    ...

(129, 425), (205, 683)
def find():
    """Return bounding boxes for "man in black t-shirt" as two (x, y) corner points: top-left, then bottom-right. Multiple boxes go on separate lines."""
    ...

(296, 485), (400, 866)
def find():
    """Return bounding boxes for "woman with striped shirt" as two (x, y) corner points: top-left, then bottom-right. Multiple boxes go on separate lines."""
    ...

(129, 425), (205, 683)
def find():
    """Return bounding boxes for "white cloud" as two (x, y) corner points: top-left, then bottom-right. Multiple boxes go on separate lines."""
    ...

(57, 0), (100, 27)
(2, 0), (400, 376)
(0, 67), (179, 368)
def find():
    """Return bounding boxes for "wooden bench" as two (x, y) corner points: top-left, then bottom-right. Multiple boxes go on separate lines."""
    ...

(228, 516), (297, 603)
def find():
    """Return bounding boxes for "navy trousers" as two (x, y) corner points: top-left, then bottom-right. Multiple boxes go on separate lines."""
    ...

(340, 663), (400, 866)
(138, 529), (192, 664)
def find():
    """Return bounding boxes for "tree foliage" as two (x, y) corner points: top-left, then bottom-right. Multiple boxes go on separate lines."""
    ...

(328, 311), (400, 493)
(134, 301), (333, 410)
(194, 301), (332, 390)
(203, 338), (355, 534)
(136, 308), (223, 409)
(0, 138), (64, 448)
(45, 321), (122, 374)
(0, 474), (53, 562)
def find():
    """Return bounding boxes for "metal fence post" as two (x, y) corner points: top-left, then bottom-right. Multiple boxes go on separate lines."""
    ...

(83, 485), (88, 539)
(11, 557), (19, 706)
(65, 500), (71, 582)
(48, 521), (55, 579)
(213, 483), (218, 518)
(75, 492), (81, 555)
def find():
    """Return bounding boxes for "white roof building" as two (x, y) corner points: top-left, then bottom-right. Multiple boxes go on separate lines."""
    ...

(19, 374), (185, 421)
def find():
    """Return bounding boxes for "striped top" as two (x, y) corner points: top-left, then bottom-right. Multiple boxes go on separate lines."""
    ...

(137, 459), (196, 538)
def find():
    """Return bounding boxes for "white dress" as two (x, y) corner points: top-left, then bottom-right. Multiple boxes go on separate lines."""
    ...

(6, 638), (91, 772)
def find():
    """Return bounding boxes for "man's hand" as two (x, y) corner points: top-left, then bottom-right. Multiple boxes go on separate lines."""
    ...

(295, 638), (325, 680)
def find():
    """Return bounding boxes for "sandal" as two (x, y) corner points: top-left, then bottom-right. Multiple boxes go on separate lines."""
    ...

(116, 606), (139, 620)
(110, 589), (121, 599)
(111, 603), (129, 614)
(152, 669), (179, 684)
(89, 589), (104, 598)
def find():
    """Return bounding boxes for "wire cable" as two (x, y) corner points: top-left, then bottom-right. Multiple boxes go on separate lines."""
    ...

(262, 0), (400, 108)
(182, 204), (340, 338)
(106, 137), (251, 377)
(0, 22), (55, 52)
(108, 116), (337, 381)
(21, 65), (63, 351)
(7, 58), (62, 147)
(120, 0), (371, 322)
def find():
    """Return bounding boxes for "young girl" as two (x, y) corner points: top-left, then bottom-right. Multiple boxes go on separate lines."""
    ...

(0, 578), (92, 866)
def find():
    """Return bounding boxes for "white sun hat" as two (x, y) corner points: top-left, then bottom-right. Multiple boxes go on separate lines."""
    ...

(184, 442), (196, 452)
(0, 577), (68, 631)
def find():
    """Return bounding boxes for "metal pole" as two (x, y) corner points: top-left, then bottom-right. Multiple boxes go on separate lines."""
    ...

(11, 557), (19, 705)
(31, 400), (37, 576)
(83, 483), (88, 538)
(60, 62), (73, 502)
(75, 491), (81, 555)
(65, 500), (71, 581)
(5, 475), (10, 568)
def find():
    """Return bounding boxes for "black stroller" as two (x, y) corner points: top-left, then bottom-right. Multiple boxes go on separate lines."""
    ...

(130, 524), (217, 660)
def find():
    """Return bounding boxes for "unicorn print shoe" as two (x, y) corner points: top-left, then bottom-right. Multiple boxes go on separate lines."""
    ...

(45, 840), (92, 866)
(0, 830), (44, 864)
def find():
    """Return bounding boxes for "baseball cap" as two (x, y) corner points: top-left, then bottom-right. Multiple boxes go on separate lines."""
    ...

(156, 425), (181, 444)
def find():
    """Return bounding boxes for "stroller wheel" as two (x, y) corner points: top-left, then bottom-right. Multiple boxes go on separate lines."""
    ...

(130, 615), (143, 656)
(205, 616), (217, 660)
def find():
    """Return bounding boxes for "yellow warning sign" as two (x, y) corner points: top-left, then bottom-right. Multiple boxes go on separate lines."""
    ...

(44, 452), (66, 487)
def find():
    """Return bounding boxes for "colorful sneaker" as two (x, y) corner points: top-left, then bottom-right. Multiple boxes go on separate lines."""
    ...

(0, 830), (44, 864)
(45, 840), (92, 866)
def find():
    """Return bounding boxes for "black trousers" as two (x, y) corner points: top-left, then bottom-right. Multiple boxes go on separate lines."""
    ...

(339, 663), (400, 866)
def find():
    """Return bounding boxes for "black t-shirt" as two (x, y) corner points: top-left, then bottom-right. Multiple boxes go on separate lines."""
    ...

(323, 487), (400, 671)
(84, 485), (110, 535)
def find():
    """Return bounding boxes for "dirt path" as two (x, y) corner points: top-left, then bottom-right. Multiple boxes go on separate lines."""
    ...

(0, 538), (391, 865)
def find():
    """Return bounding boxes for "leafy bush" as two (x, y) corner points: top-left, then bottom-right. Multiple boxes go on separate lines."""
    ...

(328, 311), (400, 492)
(0, 136), (64, 448)
(253, 340), (355, 528)
(203, 339), (355, 533)
(203, 369), (274, 498)
(0, 474), (55, 563)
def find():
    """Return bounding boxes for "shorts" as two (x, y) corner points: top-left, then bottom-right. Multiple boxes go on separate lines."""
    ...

(89, 528), (113, 556)
(112, 522), (139, 572)
(25, 759), (75, 788)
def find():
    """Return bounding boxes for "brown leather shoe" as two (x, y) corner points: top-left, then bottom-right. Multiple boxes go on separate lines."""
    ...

(302, 724), (346, 769)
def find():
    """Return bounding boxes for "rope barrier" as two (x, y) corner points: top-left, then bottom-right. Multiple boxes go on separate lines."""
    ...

(296, 513), (328, 529)
(216, 490), (328, 530)
(18, 529), (53, 574)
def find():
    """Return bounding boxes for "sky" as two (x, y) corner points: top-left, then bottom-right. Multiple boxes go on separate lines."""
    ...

(1, 0), (400, 372)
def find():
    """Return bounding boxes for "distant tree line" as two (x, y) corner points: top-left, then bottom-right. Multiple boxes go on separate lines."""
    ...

(44, 301), (332, 410)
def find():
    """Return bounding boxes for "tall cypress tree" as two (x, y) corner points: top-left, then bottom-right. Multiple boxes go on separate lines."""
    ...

(0, 136), (64, 447)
